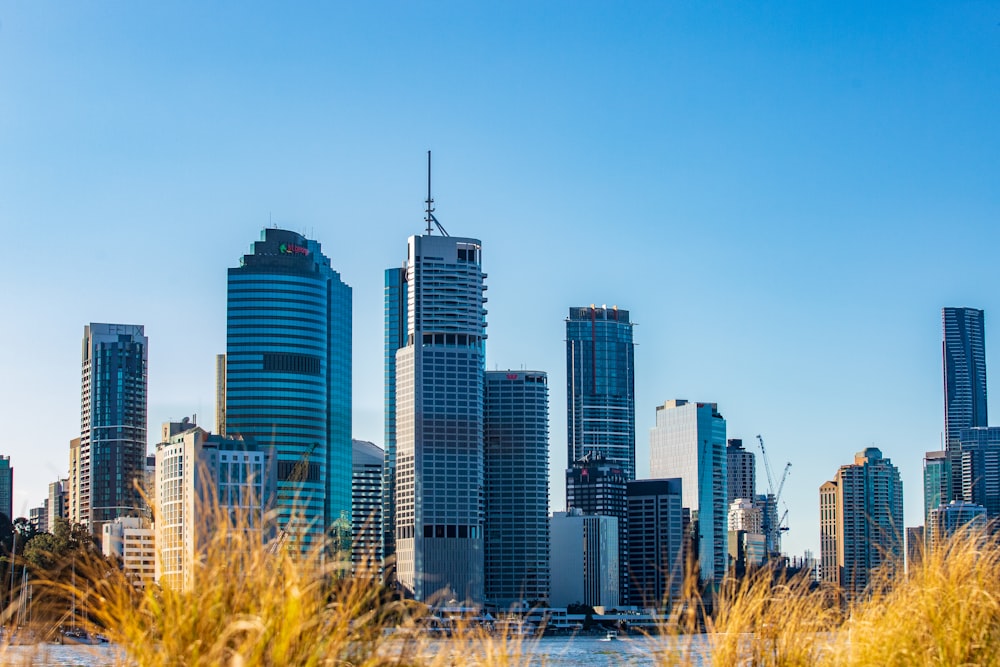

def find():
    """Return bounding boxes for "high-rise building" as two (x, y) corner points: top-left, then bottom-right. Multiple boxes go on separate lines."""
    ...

(957, 427), (1000, 521)
(215, 354), (226, 437)
(68, 438), (81, 525)
(927, 501), (987, 556)
(226, 229), (352, 554)
(389, 232), (487, 603)
(154, 422), (274, 589)
(923, 450), (949, 526)
(48, 478), (68, 530)
(566, 452), (629, 603)
(626, 478), (684, 609)
(484, 370), (550, 607)
(943, 307), (988, 500)
(382, 265), (408, 573)
(0, 455), (12, 521)
(351, 439), (383, 573)
(905, 526), (924, 573)
(102, 516), (155, 586)
(74, 323), (148, 534)
(549, 509), (619, 609)
(650, 399), (727, 585)
(727, 438), (755, 505)
(819, 447), (903, 598)
(566, 305), (636, 480)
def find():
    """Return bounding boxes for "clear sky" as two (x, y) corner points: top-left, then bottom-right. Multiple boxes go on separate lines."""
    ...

(1, 2), (999, 558)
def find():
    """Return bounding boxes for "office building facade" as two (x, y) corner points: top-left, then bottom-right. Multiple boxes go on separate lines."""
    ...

(957, 426), (1000, 522)
(215, 354), (226, 437)
(47, 478), (68, 530)
(566, 452), (629, 603)
(226, 229), (352, 554)
(626, 478), (684, 609)
(549, 509), (619, 609)
(74, 323), (148, 534)
(351, 439), (383, 573)
(927, 501), (987, 555)
(566, 305), (636, 480)
(383, 266), (408, 570)
(484, 370), (550, 607)
(0, 455), (11, 521)
(819, 448), (904, 598)
(390, 233), (487, 603)
(923, 450), (949, 526)
(943, 307), (988, 500)
(650, 399), (728, 585)
(727, 439), (755, 505)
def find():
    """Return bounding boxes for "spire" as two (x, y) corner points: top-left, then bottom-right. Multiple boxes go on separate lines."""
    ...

(423, 151), (449, 236)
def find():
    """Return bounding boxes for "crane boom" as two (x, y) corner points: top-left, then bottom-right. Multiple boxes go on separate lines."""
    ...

(756, 434), (777, 496)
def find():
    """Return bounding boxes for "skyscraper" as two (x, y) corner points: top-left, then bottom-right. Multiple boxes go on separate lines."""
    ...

(74, 323), (148, 534)
(226, 229), (352, 554)
(215, 354), (226, 437)
(727, 438), (755, 505)
(943, 307), (988, 500)
(923, 450), (948, 525)
(484, 370), (550, 607)
(389, 231), (487, 603)
(566, 305), (636, 480)
(351, 439), (383, 574)
(565, 452), (629, 603)
(957, 426), (1000, 521)
(626, 478), (684, 609)
(819, 447), (903, 599)
(0, 456), (12, 521)
(650, 399), (727, 585)
(549, 509), (619, 609)
(382, 265), (407, 573)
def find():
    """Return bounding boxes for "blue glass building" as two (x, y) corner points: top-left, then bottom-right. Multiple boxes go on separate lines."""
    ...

(76, 323), (148, 534)
(650, 399), (727, 585)
(226, 229), (352, 554)
(383, 266), (407, 571)
(566, 306), (636, 480)
(943, 307), (988, 500)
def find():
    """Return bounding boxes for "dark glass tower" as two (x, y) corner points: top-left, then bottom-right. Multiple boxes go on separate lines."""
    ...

(484, 370), (550, 607)
(382, 266), (407, 573)
(943, 307), (988, 500)
(566, 306), (636, 480)
(77, 323), (148, 534)
(226, 229), (352, 554)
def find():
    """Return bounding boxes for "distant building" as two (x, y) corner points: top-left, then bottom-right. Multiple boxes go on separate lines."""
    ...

(73, 323), (148, 535)
(566, 306), (636, 480)
(923, 451), (949, 527)
(102, 516), (155, 586)
(47, 478), (68, 530)
(728, 498), (763, 534)
(905, 526), (924, 574)
(943, 307), (988, 501)
(67, 438), (81, 526)
(351, 439), (383, 574)
(215, 354), (226, 437)
(566, 452), (629, 603)
(626, 478), (684, 609)
(226, 229), (352, 556)
(0, 455), (12, 521)
(957, 427), (1000, 522)
(727, 439), (755, 506)
(650, 399), (727, 585)
(29, 505), (46, 533)
(819, 448), (903, 598)
(484, 370), (550, 608)
(154, 421), (274, 589)
(927, 501), (987, 555)
(728, 531), (766, 576)
(549, 509), (619, 609)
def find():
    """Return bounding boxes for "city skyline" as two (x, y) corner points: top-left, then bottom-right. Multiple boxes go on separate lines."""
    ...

(2, 3), (1000, 560)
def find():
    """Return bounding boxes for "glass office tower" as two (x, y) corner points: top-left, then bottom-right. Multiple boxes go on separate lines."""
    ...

(650, 399), (727, 585)
(226, 229), (352, 554)
(75, 323), (148, 534)
(383, 266), (408, 572)
(566, 305), (636, 480)
(484, 370), (550, 607)
(943, 307), (988, 500)
(389, 233), (487, 603)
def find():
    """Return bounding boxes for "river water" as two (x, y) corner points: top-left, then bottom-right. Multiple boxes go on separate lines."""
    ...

(1, 635), (712, 666)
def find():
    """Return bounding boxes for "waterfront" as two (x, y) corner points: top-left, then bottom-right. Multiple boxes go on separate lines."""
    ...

(1, 635), (712, 666)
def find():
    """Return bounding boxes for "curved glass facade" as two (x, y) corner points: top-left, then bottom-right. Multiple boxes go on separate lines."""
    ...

(226, 229), (352, 554)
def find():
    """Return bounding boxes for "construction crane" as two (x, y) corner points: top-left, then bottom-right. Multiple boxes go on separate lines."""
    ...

(755, 435), (792, 557)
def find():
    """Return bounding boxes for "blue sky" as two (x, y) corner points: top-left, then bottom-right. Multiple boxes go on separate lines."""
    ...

(1, 2), (999, 557)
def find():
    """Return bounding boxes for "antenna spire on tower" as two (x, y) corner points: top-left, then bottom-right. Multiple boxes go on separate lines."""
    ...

(423, 150), (449, 236)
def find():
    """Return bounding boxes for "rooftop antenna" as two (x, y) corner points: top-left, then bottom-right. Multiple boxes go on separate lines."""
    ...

(424, 150), (449, 236)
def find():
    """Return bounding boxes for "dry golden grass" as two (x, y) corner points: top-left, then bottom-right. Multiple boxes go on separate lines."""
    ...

(9, 506), (1000, 666)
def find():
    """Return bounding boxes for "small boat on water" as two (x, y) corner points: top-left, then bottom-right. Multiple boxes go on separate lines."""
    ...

(600, 630), (618, 641)
(59, 628), (107, 645)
